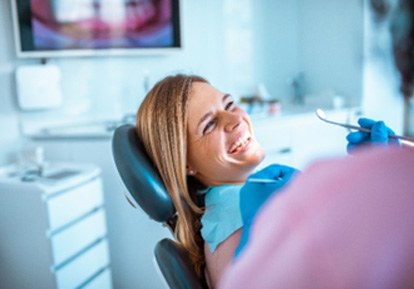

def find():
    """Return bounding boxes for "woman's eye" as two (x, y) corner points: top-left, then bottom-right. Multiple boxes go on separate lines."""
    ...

(225, 101), (235, 111)
(203, 119), (216, 135)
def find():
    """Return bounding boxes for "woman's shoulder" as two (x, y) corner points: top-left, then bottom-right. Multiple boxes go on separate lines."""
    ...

(201, 183), (243, 253)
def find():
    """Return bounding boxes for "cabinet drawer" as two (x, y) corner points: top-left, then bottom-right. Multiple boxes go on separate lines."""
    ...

(253, 120), (292, 153)
(47, 178), (103, 230)
(55, 239), (110, 289)
(81, 268), (112, 289)
(51, 209), (107, 266)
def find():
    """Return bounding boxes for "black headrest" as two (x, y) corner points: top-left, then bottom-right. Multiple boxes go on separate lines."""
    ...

(155, 238), (209, 289)
(112, 124), (176, 223)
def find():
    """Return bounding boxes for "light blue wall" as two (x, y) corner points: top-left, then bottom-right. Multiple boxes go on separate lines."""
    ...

(0, 0), (22, 165)
(250, 0), (363, 103)
(252, 0), (301, 100)
(299, 0), (363, 102)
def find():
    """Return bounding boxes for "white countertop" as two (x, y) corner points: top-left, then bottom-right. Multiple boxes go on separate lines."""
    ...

(0, 162), (101, 196)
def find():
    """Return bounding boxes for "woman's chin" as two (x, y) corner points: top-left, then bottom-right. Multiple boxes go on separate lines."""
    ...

(238, 148), (265, 168)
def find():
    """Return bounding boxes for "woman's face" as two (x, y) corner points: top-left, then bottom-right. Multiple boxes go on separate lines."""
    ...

(186, 82), (265, 186)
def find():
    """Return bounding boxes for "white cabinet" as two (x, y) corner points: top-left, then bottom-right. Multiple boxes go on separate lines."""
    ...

(31, 138), (171, 289)
(0, 163), (112, 289)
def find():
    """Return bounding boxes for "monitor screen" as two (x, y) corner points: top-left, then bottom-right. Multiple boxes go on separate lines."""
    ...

(12, 0), (182, 58)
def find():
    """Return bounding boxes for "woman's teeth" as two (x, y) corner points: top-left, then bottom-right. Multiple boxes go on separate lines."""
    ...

(229, 134), (251, 153)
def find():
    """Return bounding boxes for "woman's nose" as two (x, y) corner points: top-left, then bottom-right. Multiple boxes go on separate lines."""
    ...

(223, 111), (242, 132)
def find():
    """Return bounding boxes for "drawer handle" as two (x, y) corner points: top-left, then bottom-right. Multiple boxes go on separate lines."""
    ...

(279, 147), (292, 154)
(268, 147), (291, 155)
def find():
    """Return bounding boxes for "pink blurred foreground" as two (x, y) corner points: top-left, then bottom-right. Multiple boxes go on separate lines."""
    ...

(219, 147), (414, 289)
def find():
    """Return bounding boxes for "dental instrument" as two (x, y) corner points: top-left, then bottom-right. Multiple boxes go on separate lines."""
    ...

(315, 109), (414, 143)
(248, 178), (279, 183)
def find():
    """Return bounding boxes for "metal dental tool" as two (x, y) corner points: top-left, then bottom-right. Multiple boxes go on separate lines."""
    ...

(315, 108), (414, 143)
(248, 178), (280, 184)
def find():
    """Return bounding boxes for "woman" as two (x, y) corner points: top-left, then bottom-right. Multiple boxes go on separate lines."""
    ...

(136, 73), (397, 288)
(136, 75), (271, 287)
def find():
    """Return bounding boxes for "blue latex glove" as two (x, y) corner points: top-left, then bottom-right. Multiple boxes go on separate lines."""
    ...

(234, 164), (299, 259)
(346, 118), (399, 153)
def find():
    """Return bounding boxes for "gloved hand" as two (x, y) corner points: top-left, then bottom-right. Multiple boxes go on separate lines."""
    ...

(234, 164), (299, 258)
(346, 118), (399, 153)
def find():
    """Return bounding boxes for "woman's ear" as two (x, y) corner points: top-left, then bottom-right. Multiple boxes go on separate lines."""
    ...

(186, 166), (197, 176)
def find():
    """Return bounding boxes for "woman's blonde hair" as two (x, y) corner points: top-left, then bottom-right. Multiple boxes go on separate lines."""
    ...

(136, 74), (208, 276)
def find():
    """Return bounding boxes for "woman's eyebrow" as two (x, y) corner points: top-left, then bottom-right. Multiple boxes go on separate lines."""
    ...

(223, 93), (231, 102)
(196, 93), (231, 130)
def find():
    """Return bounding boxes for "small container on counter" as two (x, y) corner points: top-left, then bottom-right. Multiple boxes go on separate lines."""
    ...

(267, 99), (281, 116)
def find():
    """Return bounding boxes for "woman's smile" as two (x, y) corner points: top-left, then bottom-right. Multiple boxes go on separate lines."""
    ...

(228, 130), (252, 154)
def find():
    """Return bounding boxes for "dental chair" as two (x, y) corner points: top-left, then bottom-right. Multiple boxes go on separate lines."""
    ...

(112, 124), (209, 289)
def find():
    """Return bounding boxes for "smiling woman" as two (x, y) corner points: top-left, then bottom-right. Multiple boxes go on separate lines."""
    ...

(135, 74), (267, 287)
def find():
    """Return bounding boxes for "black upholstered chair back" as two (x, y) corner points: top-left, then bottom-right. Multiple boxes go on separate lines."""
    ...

(112, 124), (208, 289)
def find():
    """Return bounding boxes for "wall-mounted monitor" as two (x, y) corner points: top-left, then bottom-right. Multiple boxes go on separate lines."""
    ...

(11, 0), (182, 58)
